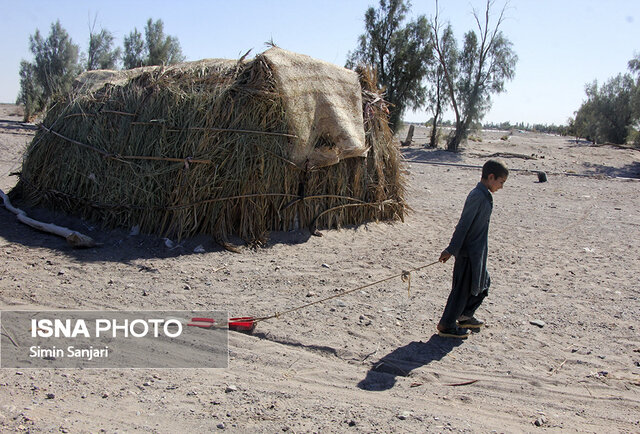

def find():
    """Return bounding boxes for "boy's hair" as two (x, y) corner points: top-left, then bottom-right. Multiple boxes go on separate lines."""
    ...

(481, 159), (509, 179)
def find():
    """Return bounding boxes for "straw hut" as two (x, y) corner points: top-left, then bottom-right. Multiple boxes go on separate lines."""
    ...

(12, 47), (406, 244)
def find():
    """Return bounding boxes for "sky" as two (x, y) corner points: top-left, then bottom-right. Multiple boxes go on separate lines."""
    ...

(1, 0), (639, 126)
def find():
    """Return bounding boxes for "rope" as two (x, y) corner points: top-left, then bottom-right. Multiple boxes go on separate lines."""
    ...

(253, 260), (441, 323)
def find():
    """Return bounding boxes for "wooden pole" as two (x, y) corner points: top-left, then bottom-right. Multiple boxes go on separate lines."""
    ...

(401, 125), (415, 146)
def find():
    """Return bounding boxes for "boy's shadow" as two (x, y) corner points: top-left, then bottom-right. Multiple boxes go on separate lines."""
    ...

(357, 334), (464, 391)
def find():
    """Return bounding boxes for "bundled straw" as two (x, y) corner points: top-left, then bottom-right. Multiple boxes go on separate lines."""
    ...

(12, 49), (406, 244)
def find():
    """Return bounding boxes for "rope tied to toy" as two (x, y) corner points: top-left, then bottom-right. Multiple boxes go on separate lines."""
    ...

(252, 260), (441, 324)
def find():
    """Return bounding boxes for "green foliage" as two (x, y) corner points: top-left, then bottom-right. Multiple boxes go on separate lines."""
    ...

(87, 28), (121, 70)
(627, 128), (640, 146)
(17, 20), (80, 120)
(123, 29), (145, 69)
(571, 53), (640, 146)
(431, 0), (517, 151)
(17, 60), (42, 120)
(628, 53), (640, 75)
(574, 74), (634, 144)
(144, 19), (185, 66)
(628, 54), (640, 133)
(122, 19), (185, 68)
(17, 17), (187, 120)
(483, 121), (570, 136)
(346, 0), (433, 129)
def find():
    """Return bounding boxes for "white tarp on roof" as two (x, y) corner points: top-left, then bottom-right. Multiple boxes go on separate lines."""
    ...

(261, 47), (367, 168)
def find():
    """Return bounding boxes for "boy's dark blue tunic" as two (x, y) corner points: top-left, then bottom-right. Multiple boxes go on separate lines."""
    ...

(439, 182), (493, 328)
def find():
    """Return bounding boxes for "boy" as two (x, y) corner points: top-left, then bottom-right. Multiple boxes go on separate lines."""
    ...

(437, 160), (508, 339)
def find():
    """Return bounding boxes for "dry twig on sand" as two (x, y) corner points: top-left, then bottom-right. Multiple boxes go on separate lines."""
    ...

(1, 188), (97, 247)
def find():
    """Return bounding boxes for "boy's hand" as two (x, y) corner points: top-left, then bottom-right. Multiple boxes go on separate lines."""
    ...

(439, 250), (452, 263)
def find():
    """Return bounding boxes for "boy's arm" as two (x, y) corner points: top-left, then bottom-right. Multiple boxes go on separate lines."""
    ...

(444, 191), (482, 258)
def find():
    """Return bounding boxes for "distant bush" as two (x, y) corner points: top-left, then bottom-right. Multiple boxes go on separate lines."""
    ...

(18, 18), (185, 121)
(573, 74), (634, 144)
(627, 128), (640, 147)
(17, 21), (80, 121)
(483, 121), (568, 135)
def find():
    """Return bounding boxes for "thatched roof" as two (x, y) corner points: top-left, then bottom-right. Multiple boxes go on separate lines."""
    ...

(13, 48), (406, 243)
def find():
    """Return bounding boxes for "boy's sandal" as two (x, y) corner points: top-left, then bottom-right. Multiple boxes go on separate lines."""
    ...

(437, 326), (470, 339)
(457, 317), (484, 328)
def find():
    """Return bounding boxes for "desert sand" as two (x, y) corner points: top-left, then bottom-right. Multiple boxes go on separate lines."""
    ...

(1, 103), (639, 432)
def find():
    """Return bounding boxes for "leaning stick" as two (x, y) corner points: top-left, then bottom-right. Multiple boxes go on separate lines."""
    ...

(0, 188), (97, 248)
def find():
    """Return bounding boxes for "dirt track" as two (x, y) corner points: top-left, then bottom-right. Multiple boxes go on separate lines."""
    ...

(1, 104), (639, 432)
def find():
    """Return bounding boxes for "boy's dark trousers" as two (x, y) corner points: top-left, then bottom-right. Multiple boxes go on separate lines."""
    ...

(439, 257), (488, 329)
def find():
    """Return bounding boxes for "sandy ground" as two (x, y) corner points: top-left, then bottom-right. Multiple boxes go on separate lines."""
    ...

(1, 103), (639, 432)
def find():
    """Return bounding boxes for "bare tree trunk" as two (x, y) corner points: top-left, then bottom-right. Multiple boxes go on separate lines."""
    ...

(447, 120), (467, 152)
(429, 107), (440, 148)
(429, 122), (438, 148)
(429, 85), (442, 148)
(432, 0), (515, 153)
(447, 130), (462, 152)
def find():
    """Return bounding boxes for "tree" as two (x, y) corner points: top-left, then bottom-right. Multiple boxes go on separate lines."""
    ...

(425, 62), (447, 147)
(347, 0), (433, 129)
(628, 53), (640, 75)
(628, 54), (640, 122)
(425, 23), (455, 147)
(17, 20), (81, 120)
(123, 29), (145, 69)
(16, 61), (42, 120)
(431, 0), (517, 151)
(574, 74), (634, 144)
(144, 18), (185, 66)
(122, 19), (185, 68)
(87, 28), (121, 70)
